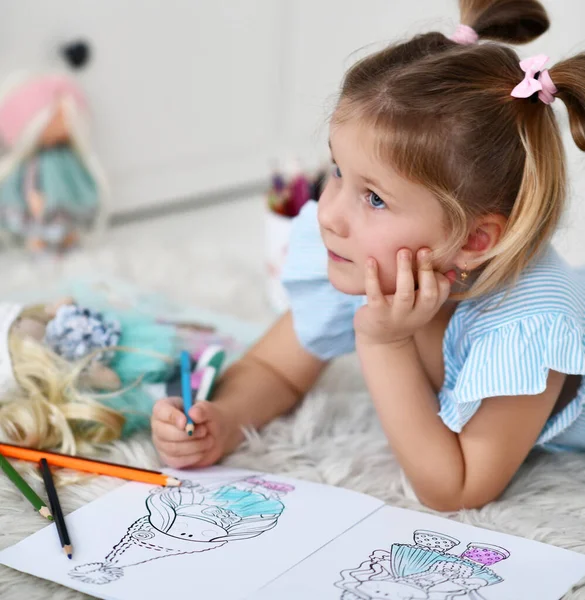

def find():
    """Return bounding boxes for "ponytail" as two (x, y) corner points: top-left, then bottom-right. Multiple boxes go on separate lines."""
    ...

(459, 0), (549, 44)
(550, 53), (585, 150)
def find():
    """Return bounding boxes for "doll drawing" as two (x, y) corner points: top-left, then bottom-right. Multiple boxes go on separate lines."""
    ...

(335, 530), (510, 600)
(68, 475), (293, 585)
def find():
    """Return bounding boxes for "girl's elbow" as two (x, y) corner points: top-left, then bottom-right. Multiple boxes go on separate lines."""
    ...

(420, 496), (489, 512)
(416, 494), (465, 513)
(403, 463), (507, 511)
(414, 487), (500, 512)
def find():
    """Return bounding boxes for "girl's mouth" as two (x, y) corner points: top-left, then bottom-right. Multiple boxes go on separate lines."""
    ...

(327, 250), (351, 263)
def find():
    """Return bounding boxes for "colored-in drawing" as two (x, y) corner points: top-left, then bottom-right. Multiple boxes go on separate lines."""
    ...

(68, 475), (294, 585)
(335, 530), (510, 600)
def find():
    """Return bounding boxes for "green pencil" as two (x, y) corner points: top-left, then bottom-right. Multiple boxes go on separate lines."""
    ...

(0, 451), (52, 520)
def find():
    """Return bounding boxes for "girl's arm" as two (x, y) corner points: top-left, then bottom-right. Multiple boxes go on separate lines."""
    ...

(213, 310), (327, 449)
(151, 310), (328, 468)
(357, 338), (566, 511)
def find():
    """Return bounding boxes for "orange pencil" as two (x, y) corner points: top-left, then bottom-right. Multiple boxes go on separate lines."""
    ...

(0, 443), (181, 487)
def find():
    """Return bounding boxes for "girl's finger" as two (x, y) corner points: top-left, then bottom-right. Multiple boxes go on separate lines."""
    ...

(437, 272), (453, 305)
(158, 451), (205, 470)
(393, 249), (415, 313)
(414, 248), (438, 311)
(189, 401), (213, 424)
(193, 423), (209, 439)
(156, 420), (208, 442)
(158, 435), (216, 458)
(153, 397), (186, 429)
(152, 420), (192, 443)
(364, 258), (386, 307)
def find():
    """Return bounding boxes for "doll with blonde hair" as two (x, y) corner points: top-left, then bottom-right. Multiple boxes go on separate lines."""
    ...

(0, 296), (179, 455)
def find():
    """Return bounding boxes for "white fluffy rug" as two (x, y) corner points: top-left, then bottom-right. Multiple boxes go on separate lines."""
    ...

(1, 196), (585, 599)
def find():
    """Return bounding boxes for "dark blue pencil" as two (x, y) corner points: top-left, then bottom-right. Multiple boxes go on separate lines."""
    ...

(180, 351), (194, 435)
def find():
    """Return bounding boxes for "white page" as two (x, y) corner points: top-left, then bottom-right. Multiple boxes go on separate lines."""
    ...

(0, 466), (383, 600)
(251, 505), (585, 600)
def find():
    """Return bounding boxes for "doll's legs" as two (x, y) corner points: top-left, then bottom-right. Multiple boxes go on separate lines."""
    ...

(23, 162), (48, 253)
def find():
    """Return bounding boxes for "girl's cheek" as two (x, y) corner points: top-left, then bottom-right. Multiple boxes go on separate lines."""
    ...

(377, 265), (397, 295)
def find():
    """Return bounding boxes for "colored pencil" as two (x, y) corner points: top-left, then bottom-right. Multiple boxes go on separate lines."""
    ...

(195, 366), (218, 402)
(193, 345), (225, 401)
(180, 350), (195, 435)
(0, 444), (182, 487)
(195, 345), (225, 377)
(0, 451), (52, 520)
(39, 458), (72, 559)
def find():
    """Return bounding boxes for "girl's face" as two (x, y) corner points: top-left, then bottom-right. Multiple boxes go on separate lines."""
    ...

(318, 120), (455, 296)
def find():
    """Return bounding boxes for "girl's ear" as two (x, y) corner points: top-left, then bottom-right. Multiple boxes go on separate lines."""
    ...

(453, 214), (507, 271)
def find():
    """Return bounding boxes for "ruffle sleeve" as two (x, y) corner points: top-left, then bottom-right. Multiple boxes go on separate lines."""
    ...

(438, 313), (585, 441)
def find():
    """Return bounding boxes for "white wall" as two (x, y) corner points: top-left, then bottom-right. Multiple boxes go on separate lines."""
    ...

(0, 0), (285, 213)
(1, 0), (584, 261)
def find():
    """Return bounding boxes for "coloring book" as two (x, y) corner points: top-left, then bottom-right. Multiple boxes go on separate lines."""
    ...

(1, 466), (584, 600)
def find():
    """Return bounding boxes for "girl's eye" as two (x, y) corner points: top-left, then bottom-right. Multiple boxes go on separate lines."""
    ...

(367, 191), (386, 209)
(331, 164), (342, 178)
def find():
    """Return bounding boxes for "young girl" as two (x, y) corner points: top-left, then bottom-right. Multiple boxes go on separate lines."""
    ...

(151, 0), (585, 511)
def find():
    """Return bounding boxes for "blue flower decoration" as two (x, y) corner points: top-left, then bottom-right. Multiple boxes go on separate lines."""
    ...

(44, 304), (121, 364)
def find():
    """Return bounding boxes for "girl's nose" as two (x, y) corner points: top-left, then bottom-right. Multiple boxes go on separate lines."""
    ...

(318, 181), (350, 238)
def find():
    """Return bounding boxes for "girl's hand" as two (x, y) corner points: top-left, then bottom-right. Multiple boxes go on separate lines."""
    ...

(354, 248), (453, 347)
(151, 397), (240, 469)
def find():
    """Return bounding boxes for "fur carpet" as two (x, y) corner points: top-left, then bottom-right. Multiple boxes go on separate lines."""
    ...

(1, 197), (585, 599)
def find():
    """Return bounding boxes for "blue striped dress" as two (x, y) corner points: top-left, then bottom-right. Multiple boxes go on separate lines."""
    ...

(281, 201), (585, 451)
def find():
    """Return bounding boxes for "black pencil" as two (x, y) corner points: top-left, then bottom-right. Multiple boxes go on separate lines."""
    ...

(39, 458), (72, 559)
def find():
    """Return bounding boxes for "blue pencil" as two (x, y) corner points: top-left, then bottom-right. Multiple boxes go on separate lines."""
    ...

(180, 351), (194, 435)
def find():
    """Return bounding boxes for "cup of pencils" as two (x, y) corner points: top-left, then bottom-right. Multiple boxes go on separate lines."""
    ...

(265, 160), (328, 313)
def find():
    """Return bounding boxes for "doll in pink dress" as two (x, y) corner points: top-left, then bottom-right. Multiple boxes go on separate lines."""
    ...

(0, 71), (107, 253)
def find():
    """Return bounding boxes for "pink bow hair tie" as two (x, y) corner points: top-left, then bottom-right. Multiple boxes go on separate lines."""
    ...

(450, 24), (479, 45)
(510, 54), (557, 105)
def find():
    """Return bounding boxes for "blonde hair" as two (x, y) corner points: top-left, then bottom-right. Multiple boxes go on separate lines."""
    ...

(334, 0), (585, 299)
(0, 304), (126, 455)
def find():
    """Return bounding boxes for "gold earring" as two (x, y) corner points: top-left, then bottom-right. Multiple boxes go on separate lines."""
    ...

(460, 262), (468, 281)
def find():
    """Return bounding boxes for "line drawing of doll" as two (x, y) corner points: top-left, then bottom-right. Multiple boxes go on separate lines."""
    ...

(335, 530), (509, 600)
(0, 70), (107, 253)
(68, 475), (294, 585)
